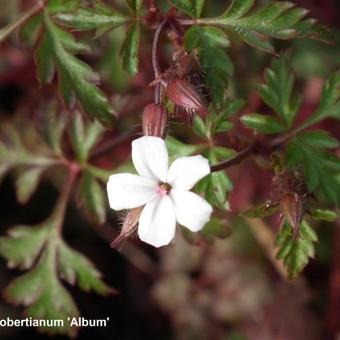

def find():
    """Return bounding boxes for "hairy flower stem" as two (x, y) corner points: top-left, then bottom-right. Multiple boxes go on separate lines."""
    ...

(152, 18), (168, 104)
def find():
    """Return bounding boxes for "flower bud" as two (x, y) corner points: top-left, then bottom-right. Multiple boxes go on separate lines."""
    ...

(280, 193), (304, 238)
(142, 103), (167, 137)
(110, 207), (143, 249)
(166, 79), (207, 117)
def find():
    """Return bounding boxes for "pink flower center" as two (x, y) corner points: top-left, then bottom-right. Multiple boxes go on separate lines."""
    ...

(156, 183), (171, 197)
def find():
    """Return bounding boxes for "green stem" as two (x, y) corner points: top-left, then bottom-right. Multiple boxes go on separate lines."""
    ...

(50, 165), (78, 234)
(0, 1), (45, 44)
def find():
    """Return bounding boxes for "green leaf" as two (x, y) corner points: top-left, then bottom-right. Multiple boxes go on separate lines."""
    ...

(0, 225), (49, 270)
(223, 0), (254, 19)
(56, 3), (130, 38)
(212, 98), (245, 134)
(168, 0), (205, 17)
(294, 130), (339, 149)
(15, 167), (45, 204)
(200, 217), (230, 242)
(275, 220), (318, 278)
(199, 1), (334, 53)
(0, 188), (113, 337)
(185, 25), (233, 107)
(286, 131), (340, 203)
(242, 202), (279, 218)
(19, 14), (43, 46)
(47, 0), (82, 14)
(4, 243), (79, 337)
(69, 113), (104, 163)
(241, 113), (286, 134)
(211, 146), (236, 160)
(0, 119), (58, 186)
(192, 116), (207, 138)
(299, 71), (340, 129)
(216, 120), (233, 132)
(120, 22), (140, 76)
(197, 148), (233, 210)
(258, 53), (301, 126)
(165, 136), (203, 161)
(58, 240), (113, 294)
(76, 171), (106, 224)
(36, 12), (114, 125)
(38, 107), (68, 156)
(19, 0), (81, 46)
(310, 208), (338, 222)
(127, 0), (143, 15)
(0, 3), (44, 44)
(168, 0), (195, 17)
(194, 0), (205, 17)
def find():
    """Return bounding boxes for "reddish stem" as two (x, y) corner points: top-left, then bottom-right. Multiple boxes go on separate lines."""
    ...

(152, 18), (168, 103)
(210, 142), (255, 172)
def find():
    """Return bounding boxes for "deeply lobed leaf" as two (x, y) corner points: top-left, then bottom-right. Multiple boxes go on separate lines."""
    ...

(35, 12), (114, 125)
(198, 0), (334, 53)
(275, 220), (318, 278)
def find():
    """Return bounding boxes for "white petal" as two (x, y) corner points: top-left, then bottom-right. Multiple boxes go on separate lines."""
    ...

(138, 196), (176, 247)
(107, 174), (157, 210)
(171, 189), (212, 232)
(167, 155), (210, 190)
(132, 136), (168, 182)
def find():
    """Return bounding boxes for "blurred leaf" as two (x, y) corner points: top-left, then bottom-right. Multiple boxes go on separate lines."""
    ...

(15, 167), (45, 204)
(192, 116), (207, 138)
(168, 0), (205, 18)
(36, 12), (114, 125)
(200, 217), (230, 242)
(0, 3), (43, 44)
(201, 0), (334, 52)
(310, 208), (338, 222)
(127, 0), (143, 15)
(168, 0), (195, 17)
(212, 98), (245, 134)
(19, 0), (81, 46)
(0, 225), (49, 270)
(299, 70), (340, 129)
(69, 113), (104, 163)
(241, 113), (286, 134)
(47, 0), (82, 14)
(38, 108), (67, 156)
(194, 0), (205, 17)
(185, 25), (233, 107)
(76, 171), (106, 224)
(275, 220), (318, 278)
(4, 242), (79, 337)
(258, 53), (302, 126)
(58, 240), (113, 294)
(0, 202), (112, 336)
(119, 22), (140, 76)
(0, 120), (58, 190)
(286, 131), (340, 203)
(242, 202), (279, 218)
(56, 1), (130, 38)
(216, 121), (233, 132)
(165, 136), (203, 161)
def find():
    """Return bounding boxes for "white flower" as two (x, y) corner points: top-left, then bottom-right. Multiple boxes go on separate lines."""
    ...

(107, 136), (213, 247)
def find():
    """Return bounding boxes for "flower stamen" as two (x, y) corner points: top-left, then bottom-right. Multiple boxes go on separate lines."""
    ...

(156, 182), (171, 197)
